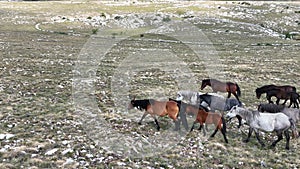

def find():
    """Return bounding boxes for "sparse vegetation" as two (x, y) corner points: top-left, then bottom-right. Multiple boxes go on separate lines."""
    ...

(0, 1), (299, 168)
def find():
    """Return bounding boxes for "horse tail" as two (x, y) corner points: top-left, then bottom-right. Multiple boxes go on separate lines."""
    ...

(289, 118), (298, 138)
(221, 115), (227, 133)
(236, 83), (241, 97)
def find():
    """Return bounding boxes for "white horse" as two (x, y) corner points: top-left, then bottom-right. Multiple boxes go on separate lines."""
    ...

(176, 90), (203, 105)
(226, 106), (296, 150)
(258, 103), (300, 138)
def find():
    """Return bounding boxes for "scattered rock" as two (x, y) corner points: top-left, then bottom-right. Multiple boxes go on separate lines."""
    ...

(0, 134), (15, 140)
(45, 148), (59, 156)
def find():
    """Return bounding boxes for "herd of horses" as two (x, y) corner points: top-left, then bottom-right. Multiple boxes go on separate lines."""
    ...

(127, 78), (300, 150)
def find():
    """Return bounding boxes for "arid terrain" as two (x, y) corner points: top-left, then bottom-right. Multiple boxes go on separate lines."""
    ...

(0, 1), (300, 168)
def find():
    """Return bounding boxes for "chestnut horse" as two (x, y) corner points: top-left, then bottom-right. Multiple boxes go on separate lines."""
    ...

(184, 103), (228, 143)
(201, 78), (241, 102)
(128, 98), (179, 131)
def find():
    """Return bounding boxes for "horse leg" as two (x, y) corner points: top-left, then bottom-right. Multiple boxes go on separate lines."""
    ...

(292, 97), (299, 108)
(275, 98), (280, 105)
(220, 127), (228, 143)
(267, 95), (273, 104)
(243, 127), (253, 143)
(198, 124), (205, 136)
(210, 127), (218, 138)
(236, 115), (242, 128)
(271, 131), (283, 149)
(151, 115), (160, 131)
(205, 123), (208, 132)
(284, 130), (290, 150)
(138, 112), (148, 125)
(190, 122), (195, 132)
(174, 119), (180, 131)
(254, 130), (265, 147)
(179, 111), (189, 131)
(281, 98), (288, 105)
(227, 92), (231, 98)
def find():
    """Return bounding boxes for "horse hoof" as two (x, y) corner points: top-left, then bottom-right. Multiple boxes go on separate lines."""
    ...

(138, 122), (142, 125)
(242, 139), (249, 143)
(285, 146), (290, 150)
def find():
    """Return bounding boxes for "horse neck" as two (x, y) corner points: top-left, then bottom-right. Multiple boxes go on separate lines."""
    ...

(201, 80), (211, 89)
(238, 108), (255, 123)
(258, 85), (275, 93)
(134, 99), (150, 110)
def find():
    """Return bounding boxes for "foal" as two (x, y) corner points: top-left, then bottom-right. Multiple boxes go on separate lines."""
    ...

(185, 103), (228, 143)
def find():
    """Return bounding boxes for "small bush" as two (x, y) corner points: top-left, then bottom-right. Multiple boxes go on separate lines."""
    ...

(162, 17), (171, 22)
(92, 29), (98, 34)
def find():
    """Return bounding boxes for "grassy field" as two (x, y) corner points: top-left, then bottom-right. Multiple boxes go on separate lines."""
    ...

(0, 1), (300, 168)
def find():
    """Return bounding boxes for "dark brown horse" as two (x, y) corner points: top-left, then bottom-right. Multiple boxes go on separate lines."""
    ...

(184, 103), (228, 143)
(201, 78), (241, 102)
(264, 89), (300, 108)
(255, 85), (297, 105)
(128, 98), (179, 131)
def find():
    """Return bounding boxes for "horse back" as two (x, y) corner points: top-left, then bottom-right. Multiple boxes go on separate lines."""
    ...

(149, 100), (168, 116)
(150, 100), (179, 118)
(210, 79), (227, 92)
(205, 112), (223, 128)
(251, 113), (289, 132)
(282, 108), (300, 122)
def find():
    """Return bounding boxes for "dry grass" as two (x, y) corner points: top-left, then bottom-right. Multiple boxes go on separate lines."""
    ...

(0, 1), (299, 168)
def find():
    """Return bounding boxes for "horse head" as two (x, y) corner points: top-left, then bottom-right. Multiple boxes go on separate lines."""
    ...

(255, 89), (262, 99)
(127, 96), (136, 110)
(226, 105), (239, 120)
(200, 79), (210, 90)
(176, 93), (183, 101)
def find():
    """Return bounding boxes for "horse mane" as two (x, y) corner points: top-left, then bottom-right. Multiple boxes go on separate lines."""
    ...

(131, 99), (151, 111)
(237, 107), (259, 121)
(251, 110), (261, 119)
(256, 84), (276, 93)
(202, 78), (211, 82)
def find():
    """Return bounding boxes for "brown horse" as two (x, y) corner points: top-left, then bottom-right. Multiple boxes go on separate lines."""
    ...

(201, 78), (241, 102)
(184, 103), (228, 143)
(128, 98), (179, 131)
(255, 85), (297, 105)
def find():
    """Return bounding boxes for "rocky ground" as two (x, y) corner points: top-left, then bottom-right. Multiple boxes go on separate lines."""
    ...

(0, 1), (300, 168)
